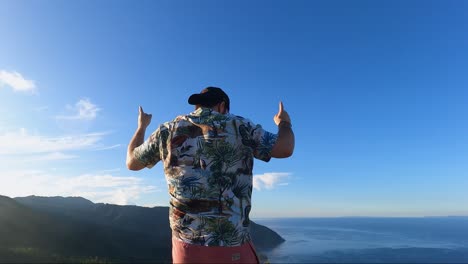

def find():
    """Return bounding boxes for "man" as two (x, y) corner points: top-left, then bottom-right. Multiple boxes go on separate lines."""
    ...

(126, 87), (294, 263)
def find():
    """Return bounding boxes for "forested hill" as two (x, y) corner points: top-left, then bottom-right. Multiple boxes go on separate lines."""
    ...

(0, 195), (284, 263)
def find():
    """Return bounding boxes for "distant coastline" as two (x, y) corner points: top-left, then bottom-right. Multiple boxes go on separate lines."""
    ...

(254, 215), (468, 220)
(254, 216), (468, 263)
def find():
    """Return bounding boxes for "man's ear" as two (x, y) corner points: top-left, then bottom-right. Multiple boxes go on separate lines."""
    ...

(220, 101), (227, 114)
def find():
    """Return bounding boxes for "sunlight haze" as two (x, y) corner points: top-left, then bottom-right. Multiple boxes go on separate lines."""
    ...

(0, 0), (466, 218)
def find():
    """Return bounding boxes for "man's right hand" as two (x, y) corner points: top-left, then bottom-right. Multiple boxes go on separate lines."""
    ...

(138, 106), (152, 130)
(271, 101), (294, 158)
(274, 101), (291, 126)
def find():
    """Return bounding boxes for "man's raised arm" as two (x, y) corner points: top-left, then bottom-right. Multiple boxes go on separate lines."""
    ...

(271, 101), (295, 158)
(126, 106), (152, 170)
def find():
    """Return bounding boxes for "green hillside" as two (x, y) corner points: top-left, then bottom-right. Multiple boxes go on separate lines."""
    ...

(0, 195), (284, 263)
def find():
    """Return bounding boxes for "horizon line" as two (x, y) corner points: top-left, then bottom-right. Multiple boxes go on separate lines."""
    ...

(3, 194), (468, 219)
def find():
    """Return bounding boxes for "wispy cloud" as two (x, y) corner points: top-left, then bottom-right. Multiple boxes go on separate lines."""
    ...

(0, 128), (106, 156)
(93, 144), (122, 151)
(142, 203), (163, 208)
(0, 170), (158, 205)
(30, 152), (77, 161)
(0, 70), (36, 93)
(253, 172), (291, 190)
(34, 106), (49, 112)
(95, 168), (122, 174)
(56, 98), (100, 121)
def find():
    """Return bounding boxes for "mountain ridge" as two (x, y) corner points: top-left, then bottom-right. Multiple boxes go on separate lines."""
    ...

(0, 195), (284, 263)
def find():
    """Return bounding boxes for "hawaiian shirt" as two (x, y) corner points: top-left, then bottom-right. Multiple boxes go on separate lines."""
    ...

(134, 107), (277, 246)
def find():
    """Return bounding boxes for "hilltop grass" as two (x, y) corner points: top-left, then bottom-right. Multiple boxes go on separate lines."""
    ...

(1, 247), (114, 264)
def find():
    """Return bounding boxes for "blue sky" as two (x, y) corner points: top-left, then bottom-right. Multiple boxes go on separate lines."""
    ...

(0, 0), (467, 217)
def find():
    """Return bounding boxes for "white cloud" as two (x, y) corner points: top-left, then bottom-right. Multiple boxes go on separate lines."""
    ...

(142, 203), (163, 208)
(0, 170), (158, 205)
(30, 152), (77, 161)
(93, 144), (122, 151)
(95, 168), (122, 174)
(56, 98), (100, 121)
(0, 70), (36, 93)
(0, 128), (106, 155)
(253, 172), (291, 190)
(34, 106), (49, 112)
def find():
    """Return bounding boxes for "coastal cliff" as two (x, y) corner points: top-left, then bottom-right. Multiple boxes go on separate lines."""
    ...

(0, 195), (284, 263)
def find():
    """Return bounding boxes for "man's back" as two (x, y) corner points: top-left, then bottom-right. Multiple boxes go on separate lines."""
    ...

(126, 87), (294, 263)
(134, 107), (278, 246)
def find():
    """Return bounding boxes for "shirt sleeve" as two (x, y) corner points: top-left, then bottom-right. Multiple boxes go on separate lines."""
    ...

(244, 119), (278, 162)
(133, 125), (164, 168)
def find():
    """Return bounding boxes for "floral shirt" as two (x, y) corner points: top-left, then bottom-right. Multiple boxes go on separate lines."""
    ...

(134, 107), (277, 246)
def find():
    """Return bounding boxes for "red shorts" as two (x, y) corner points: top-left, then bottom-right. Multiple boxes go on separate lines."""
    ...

(172, 237), (260, 264)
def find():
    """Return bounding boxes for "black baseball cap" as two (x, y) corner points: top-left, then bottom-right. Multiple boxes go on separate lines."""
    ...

(188, 87), (230, 111)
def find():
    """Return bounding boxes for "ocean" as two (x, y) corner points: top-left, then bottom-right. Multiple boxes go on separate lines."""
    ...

(253, 217), (468, 263)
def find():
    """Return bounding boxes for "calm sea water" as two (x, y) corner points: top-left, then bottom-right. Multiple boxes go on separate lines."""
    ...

(253, 217), (468, 263)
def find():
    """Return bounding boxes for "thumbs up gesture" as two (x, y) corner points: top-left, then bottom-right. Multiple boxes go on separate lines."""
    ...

(274, 101), (291, 126)
(138, 106), (152, 129)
